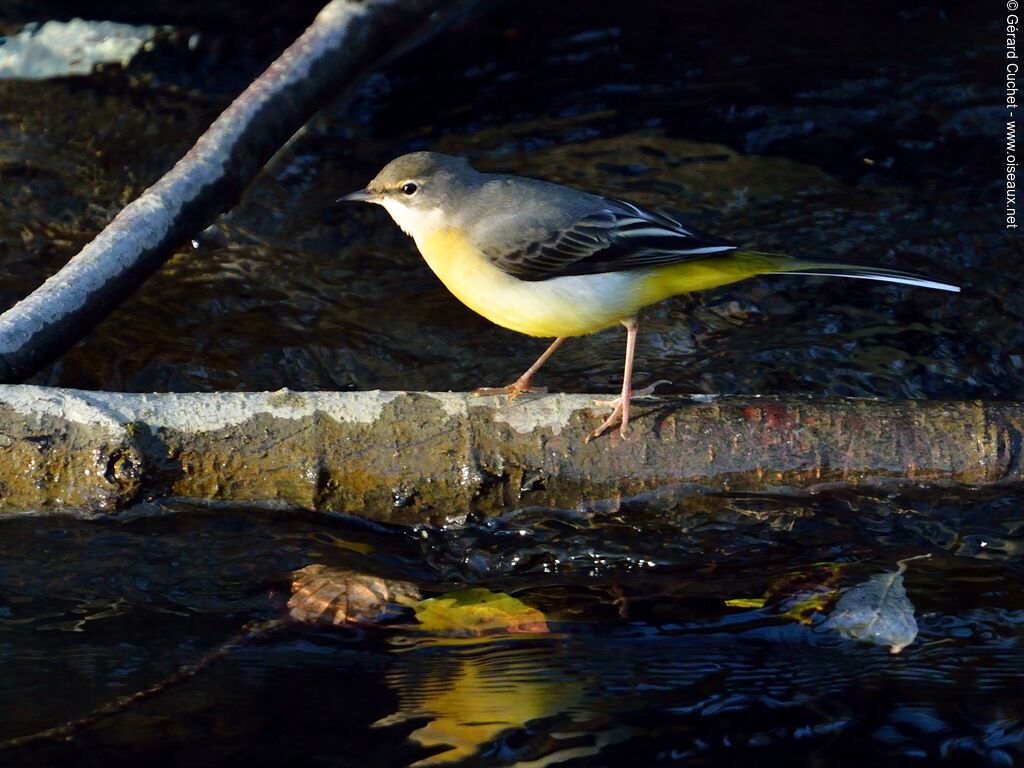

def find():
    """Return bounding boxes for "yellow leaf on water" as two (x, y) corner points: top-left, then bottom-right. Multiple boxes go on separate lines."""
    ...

(781, 592), (835, 624)
(724, 598), (767, 608)
(414, 588), (549, 637)
(764, 562), (846, 624)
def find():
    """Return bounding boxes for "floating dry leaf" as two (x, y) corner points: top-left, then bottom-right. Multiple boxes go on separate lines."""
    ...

(414, 588), (549, 637)
(823, 555), (930, 654)
(287, 564), (420, 627)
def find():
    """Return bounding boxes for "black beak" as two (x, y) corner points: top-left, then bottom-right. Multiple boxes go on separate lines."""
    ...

(337, 189), (376, 203)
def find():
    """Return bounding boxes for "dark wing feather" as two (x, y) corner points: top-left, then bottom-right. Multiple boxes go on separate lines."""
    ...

(484, 200), (736, 282)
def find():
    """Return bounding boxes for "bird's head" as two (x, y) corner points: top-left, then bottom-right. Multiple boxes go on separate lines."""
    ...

(340, 152), (479, 239)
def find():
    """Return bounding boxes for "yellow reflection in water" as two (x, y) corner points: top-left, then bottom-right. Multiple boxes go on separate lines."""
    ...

(377, 638), (579, 766)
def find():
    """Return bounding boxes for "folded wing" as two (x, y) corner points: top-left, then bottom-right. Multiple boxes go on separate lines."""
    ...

(483, 199), (736, 282)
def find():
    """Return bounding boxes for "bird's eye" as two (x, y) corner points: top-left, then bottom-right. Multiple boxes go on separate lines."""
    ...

(401, 182), (418, 196)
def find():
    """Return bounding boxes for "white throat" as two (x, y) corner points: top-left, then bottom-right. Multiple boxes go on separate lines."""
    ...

(378, 199), (446, 240)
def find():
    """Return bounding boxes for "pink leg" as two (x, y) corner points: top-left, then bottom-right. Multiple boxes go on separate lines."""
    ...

(473, 337), (566, 400)
(586, 319), (639, 441)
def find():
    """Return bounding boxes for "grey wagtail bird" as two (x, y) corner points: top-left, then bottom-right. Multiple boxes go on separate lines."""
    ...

(341, 152), (959, 440)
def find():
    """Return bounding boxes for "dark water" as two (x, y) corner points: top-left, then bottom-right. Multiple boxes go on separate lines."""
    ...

(0, 0), (1018, 765)
(0, 488), (1022, 766)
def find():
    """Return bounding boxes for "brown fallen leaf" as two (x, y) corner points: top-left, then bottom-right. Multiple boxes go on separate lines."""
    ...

(287, 564), (420, 627)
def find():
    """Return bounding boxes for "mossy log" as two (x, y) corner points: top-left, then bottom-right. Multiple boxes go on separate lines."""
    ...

(0, 386), (1019, 521)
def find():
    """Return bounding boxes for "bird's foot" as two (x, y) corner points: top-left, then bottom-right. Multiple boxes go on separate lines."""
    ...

(590, 380), (671, 409)
(585, 380), (671, 442)
(472, 380), (547, 401)
(585, 399), (626, 442)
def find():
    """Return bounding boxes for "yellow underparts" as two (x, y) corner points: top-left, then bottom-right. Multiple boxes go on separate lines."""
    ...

(417, 228), (799, 338)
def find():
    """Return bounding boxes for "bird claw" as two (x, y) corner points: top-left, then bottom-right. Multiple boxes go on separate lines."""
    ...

(472, 382), (547, 400)
(585, 380), (671, 442)
(633, 379), (672, 398)
(584, 407), (626, 443)
(592, 379), (670, 407)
